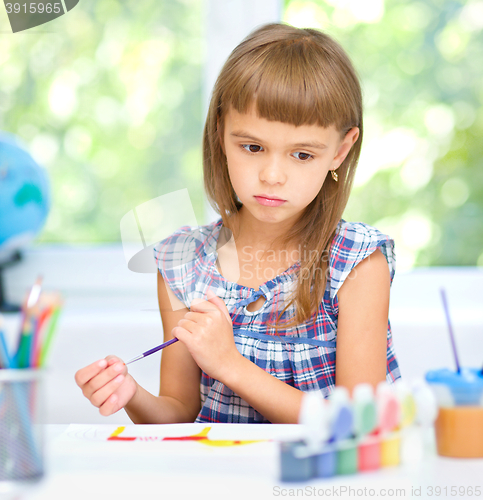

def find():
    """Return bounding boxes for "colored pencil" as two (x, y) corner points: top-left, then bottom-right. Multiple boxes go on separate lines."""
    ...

(31, 305), (54, 368)
(14, 276), (43, 368)
(38, 304), (62, 368)
(1, 277), (62, 370)
(0, 330), (12, 369)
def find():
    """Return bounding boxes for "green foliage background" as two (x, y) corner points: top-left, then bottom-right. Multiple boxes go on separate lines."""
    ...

(1, 0), (482, 268)
(0, 0), (203, 243)
(283, 0), (483, 268)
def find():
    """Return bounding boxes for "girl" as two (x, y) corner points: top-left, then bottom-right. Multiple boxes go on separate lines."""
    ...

(75, 22), (400, 424)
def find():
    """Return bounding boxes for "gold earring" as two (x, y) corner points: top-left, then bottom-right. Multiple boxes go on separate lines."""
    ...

(331, 170), (338, 182)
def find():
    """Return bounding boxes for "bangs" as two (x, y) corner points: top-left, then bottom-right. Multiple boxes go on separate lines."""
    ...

(221, 37), (359, 132)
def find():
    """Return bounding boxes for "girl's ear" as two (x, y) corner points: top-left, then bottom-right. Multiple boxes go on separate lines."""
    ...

(331, 127), (359, 171)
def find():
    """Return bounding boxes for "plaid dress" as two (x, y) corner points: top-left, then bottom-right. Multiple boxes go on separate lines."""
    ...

(153, 217), (400, 423)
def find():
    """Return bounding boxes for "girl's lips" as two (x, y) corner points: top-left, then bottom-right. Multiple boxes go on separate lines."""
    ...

(254, 196), (286, 207)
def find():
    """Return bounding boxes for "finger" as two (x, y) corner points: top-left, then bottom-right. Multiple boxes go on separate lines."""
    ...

(171, 325), (191, 344)
(182, 312), (217, 333)
(184, 311), (209, 323)
(82, 361), (126, 399)
(99, 391), (124, 417)
(90, 373), (125, 409)
(177, 318), (199, 334)
(206, 290), (232, 323)
(106, 355), (123, 366)
(189, 298), (219, 313)
(75, 358), (108, 387)
(75, 356), (125, 388)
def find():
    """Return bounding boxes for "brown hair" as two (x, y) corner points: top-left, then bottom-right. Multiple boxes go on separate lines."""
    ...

(203, 22), (363, 330)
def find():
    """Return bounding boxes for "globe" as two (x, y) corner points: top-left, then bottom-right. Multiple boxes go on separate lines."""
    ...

(0, 132), (50, 310)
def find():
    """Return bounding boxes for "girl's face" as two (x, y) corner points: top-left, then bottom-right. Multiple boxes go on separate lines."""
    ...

(221, 104), (359, 227)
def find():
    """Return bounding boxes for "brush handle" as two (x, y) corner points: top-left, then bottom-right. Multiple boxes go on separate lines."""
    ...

(143, 338), (179, 357)
(126, 338), (179, 365)
(440, 288), (461, 374)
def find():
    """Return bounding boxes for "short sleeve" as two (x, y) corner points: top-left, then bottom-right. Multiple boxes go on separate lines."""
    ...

(328, 220), (395, 303)
(153, 225), (202, 307)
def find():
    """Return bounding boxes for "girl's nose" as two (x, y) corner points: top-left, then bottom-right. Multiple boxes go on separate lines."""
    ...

(259, 157), (286, 184)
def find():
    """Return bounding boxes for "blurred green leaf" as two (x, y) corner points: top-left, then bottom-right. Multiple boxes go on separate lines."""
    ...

(0, 0), (203, 244)
(284, 0), (483, 267)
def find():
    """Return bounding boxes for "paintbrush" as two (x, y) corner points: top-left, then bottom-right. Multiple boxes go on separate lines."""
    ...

(125, 338), (178, 365)
(440, 288), (461, 374)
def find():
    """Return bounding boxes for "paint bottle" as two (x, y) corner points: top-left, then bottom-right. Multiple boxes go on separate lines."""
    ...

(280, 440), (314, 482)
(377, 382), (401, 467)
(426, 368), (483, 458)
(316, 387), (355, 476)
(314, 387), (353, 478)
(353, 383), (379, 472)
(394, 380), (418, 465)
(411, 379), (438, 459)
(281, 391), (328, 481)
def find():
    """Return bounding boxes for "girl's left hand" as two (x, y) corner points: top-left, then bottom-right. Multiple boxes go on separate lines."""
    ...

(173, 290), (241, 381)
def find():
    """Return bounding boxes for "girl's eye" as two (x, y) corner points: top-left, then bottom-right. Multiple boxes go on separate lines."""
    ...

(242, 144), (263, 153)
(293, 152), (313, 161)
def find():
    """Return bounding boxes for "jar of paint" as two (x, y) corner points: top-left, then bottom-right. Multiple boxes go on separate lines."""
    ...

(425, 368), (483, 458)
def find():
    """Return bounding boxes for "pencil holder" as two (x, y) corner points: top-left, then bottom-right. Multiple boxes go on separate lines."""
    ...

(0, 369), (44, 491)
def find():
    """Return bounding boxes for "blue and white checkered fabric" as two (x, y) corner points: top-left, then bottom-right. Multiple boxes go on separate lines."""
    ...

(153, 217), (400, 423)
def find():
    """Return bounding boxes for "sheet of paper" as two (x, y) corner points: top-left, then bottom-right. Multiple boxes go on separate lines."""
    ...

(62, 423), (304, 443)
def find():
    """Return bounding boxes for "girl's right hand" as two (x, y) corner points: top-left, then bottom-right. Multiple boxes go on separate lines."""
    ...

(74, 355), (137, 416)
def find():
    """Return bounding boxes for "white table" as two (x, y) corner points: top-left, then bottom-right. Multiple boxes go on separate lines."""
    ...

(4, 424), (483, 500)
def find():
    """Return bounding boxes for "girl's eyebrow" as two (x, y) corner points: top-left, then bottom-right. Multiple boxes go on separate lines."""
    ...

(230, 131), (328, 150)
